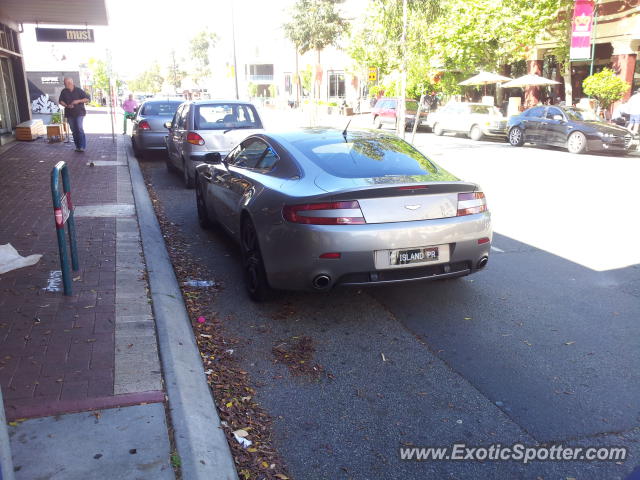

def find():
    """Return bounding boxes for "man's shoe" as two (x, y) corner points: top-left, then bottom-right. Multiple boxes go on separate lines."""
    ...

(74, 148), (82, 152)
(78, 148), (85, 152)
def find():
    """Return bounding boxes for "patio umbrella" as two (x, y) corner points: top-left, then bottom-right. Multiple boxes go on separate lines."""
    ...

(501, 74), (560, 88)
(459, 71), (512, 95)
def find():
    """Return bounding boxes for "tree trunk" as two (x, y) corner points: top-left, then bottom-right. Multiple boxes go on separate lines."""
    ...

(562, 63), (573, 106)
(295, 48), (300, 106)
(315, 49), (322, 100)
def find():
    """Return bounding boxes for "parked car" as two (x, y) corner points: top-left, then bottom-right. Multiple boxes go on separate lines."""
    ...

(371, 98), (428, 130)
(426, 102), (507, 140)
(507, 105), (635, 154)
(131, 99), (183, 157)
(194, 128), (492, 301)
(164, 100), (264, 188)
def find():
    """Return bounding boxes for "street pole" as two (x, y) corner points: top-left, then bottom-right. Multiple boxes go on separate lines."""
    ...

(589, 1), (599, 77)
(106, 49), (115, 143)
(397, 0), (408, 138)
(231, 2), (239, 100)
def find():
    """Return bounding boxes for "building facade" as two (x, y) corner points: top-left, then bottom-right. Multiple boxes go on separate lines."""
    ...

(0, 0), (107, 143)
(530, 0), (640, 105)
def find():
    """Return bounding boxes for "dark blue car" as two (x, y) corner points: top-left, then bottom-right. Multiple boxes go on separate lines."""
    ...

(507, 105), (635, 155)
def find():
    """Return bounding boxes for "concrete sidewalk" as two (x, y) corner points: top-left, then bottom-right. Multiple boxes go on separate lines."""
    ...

(0, 131), (173, 478)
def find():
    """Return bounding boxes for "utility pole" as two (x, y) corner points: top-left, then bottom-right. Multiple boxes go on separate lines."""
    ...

(397, 0), (408, 138)
(231, 2), (239, 100)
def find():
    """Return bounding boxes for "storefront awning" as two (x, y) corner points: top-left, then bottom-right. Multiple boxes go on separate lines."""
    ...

(0, 0), (108, 26)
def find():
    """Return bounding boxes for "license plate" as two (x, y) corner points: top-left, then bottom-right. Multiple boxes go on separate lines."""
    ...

(390, 246), (439, 266)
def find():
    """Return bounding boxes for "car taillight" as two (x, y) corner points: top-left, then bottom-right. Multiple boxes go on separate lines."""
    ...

(138, 120), (151, 130)
(457, 192), (487, 216)
(283, 201), (365, 225)
(187, 132), (205, 145)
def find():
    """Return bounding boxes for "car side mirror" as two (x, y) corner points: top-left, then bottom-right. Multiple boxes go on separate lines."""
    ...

(164, 121), (172, 129)
(203, 152), (222, 164)
(553, 114), (564, 121)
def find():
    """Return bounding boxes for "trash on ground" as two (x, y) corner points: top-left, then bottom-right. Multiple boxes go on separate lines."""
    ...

(0, 243), (42, 274)
(182, 279), (217, 288)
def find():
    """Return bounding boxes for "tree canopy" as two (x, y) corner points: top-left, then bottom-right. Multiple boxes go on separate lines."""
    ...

(283, 0), (349, 56)
(349, 0), (574, 97)
(583, 68), (630, 110)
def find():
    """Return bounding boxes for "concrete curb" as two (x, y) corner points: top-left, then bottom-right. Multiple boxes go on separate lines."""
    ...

(125, 141), (238, 480)
(0, 388), (16, 480)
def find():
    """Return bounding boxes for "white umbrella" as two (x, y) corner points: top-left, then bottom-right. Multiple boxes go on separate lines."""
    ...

(501, 74), (560, 88)
(459, 71), (512, 96)
(459, 71), (512, 86)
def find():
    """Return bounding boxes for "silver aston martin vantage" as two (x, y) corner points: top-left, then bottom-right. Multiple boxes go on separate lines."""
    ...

(194, 128), (492, 301)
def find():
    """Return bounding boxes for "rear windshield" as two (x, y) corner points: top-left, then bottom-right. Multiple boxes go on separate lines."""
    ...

(468, 105), (495, 114)
(195, 103), (261, 130)
(291, 132), (438, 178)
(140, 102), (181, 116)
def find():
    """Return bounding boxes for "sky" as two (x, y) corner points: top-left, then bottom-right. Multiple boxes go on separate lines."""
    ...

(21, 0), (296, 79)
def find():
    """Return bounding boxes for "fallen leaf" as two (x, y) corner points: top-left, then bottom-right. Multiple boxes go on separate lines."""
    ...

(233, 429), (249, 438)
(564, 341), (575, 345)
(381, 353), (387, 362)
(464, 317), (472, 321)
(225, 401), (233, 408)
(275, 475), (289, 479)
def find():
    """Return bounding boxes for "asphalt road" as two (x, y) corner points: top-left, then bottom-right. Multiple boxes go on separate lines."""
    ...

(138, 115), (639, 480)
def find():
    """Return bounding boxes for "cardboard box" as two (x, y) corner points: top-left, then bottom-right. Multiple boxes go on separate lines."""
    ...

(15, 120), (45, 141)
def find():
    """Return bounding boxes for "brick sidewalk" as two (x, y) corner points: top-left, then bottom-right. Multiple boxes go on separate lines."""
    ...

(0, 131), (163, 420)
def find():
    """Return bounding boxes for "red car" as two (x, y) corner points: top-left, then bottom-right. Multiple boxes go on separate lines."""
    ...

(371, 97), (428, 130)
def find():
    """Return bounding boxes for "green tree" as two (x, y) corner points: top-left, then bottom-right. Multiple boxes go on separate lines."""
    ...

(128, 62), (164, 94)
(583, 68), (630, 111)
(283, 0), (349, 98)
(189, 29), (218, 87)
(167, 50), (187, 92)
(88, 58), (110, 92)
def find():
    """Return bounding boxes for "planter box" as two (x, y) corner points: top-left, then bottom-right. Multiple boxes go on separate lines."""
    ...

(15, 120), (45, 141)
(47, 124), (66, 142)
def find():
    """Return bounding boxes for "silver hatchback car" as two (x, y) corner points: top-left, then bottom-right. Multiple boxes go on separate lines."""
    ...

(194, 128), (492, 301)
(164, 100), (264, 188)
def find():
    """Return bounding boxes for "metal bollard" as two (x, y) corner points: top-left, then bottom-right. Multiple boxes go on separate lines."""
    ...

(51, 162), (79, 295)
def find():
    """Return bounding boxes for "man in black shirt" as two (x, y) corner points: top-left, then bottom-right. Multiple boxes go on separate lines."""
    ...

(59, 77), (90, 152)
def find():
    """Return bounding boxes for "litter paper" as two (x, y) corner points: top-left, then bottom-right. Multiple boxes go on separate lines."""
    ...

(0, 244), (42, 275)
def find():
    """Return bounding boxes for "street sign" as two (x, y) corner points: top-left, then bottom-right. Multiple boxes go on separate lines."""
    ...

(368, 67), (377, 82)
(36, 27), (95, 43)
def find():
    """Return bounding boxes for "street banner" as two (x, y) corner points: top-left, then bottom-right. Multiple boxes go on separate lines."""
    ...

(570, 0), (594, 60)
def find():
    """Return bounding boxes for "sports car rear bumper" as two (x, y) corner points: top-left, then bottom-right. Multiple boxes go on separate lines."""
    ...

(260, 212), (492, 291)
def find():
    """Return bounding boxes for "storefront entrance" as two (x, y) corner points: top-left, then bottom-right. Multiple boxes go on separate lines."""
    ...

(0, 55), (20, 134)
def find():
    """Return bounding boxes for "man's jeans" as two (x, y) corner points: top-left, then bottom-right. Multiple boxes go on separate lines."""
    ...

(67, 115), (86, 150)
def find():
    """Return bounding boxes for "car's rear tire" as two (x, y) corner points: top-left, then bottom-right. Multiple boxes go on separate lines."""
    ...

(195, 178), (214, 229)
(240, 218), (274, 302)
(374, 116), (383, 129)
(182, 158), (194, 189)
(166, 158), (177, 173)
(433, 123), (444, 136)
(567, 131), (587, 154)
(470, 125), (484, 141)
(508, 127), (524, 146)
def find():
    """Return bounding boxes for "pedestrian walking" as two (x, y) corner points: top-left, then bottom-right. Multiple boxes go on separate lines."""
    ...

(122, 94), (138, 134)
(627, 89), (640, 135)
(58, 77), (90, 152)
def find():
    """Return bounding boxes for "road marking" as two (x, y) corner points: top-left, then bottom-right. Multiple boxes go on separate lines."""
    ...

(491, 246), (505, 253)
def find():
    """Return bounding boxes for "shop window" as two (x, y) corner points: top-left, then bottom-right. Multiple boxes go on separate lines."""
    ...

(328, 71), (345, 98)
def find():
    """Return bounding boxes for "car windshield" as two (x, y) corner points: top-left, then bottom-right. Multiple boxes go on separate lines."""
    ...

(469, 105), (497, 115)
(140, 102), (181, 116)
(291, 132), (439, 178)
(195, 103), (261, 130)
(564, 108), (599, 122)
